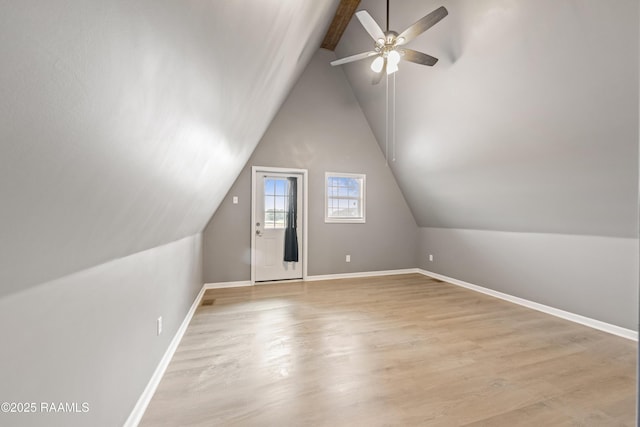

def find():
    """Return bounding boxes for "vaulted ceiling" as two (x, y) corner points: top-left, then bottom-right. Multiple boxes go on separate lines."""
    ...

(1, 0), (637, 297)
(0, 0), (339, 296)
(336, 0), (638, 238)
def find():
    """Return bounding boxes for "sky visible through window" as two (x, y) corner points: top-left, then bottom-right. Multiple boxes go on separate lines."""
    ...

(327, 176), (362, 218)
(264, 178), (288, 229)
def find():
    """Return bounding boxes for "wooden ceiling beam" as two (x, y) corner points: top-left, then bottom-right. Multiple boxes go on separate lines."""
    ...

(321, 0), (361, 51)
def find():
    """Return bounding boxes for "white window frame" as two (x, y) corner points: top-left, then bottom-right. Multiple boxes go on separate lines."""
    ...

(324, 172), (366, 223)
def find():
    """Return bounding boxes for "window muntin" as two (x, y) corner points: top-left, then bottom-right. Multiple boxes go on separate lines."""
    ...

(325, 173), (365, 223)
(264, 177), (289, 229)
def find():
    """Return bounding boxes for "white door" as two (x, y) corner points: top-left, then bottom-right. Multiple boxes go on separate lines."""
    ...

(253, 170), (304, 282)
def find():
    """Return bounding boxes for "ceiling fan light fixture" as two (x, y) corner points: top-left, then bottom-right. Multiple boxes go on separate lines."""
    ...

(371, 56), (384, 73)
(387, 49), (400, 74)
(388, 49), (400, 66)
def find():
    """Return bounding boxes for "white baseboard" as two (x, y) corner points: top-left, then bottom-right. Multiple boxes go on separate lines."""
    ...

(417, 269), (638, 341)
(306, 268), (419, 282)
(124, 284), (207, 427)
(204, 280), (252, 289)
(204, 270), (421, 287)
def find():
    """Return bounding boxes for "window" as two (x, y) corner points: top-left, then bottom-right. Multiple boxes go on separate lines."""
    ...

(325, 172), (366, 223)
(264, 177), (289, 229)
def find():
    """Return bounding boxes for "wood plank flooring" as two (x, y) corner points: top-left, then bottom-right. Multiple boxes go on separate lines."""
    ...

(140, 274), (637, 426)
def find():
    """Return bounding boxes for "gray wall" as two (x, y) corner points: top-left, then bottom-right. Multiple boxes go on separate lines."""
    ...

(203, 49), (418, 283)
(0, 234), (203, 427)
(1, 3), (337, 423)
(419, 227), (638, 330)
(334, 0), (639, 332)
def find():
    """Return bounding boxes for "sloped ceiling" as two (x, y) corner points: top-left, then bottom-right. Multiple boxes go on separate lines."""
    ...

(336, 0), (638, 237)
(0, 0), (338, 296)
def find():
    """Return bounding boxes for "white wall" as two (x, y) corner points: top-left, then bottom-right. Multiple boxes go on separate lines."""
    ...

(0, 234), (203, 427)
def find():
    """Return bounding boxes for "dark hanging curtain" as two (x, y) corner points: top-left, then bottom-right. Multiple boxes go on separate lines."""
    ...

(284, 177), (299, 262)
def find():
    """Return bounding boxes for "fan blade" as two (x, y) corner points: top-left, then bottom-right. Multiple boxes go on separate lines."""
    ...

(330, 51), (377, 66)
(372, 58), (386, 85)
(396, 6), (448, 45)
(355, 10), (385, 42)
(401, 49), (438, 66)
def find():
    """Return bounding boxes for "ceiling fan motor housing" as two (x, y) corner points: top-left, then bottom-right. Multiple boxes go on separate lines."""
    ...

(375, 31), (400, 58)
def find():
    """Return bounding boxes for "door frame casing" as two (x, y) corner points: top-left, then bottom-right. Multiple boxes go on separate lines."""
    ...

(251, 166), (308, 284)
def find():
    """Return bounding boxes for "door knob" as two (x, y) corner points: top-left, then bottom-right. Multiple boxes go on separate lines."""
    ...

(256, 230), (262, 236)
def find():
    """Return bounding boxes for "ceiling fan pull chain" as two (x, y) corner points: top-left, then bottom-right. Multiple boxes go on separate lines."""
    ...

(392, 72), (396, 162)
(385, 71), (389, 166)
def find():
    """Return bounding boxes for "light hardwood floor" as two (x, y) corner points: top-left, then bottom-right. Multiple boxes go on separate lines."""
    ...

(141, 274), (637, 426)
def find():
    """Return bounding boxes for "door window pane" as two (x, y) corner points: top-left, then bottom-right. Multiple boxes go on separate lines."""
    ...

(264, 177), (289, 229)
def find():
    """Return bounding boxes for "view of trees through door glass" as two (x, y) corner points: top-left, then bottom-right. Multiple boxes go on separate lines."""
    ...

(264, 177), (289, 229)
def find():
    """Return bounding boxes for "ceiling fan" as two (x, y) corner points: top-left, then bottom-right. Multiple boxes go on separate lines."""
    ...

(330, 1), (448, 84)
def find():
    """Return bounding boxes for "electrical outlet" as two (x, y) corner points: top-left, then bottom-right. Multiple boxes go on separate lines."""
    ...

(157, 317), (163, 336)
(346, 255), (351, 263)
(429, 254), (434, 262)
(232, 196), (238, 204)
